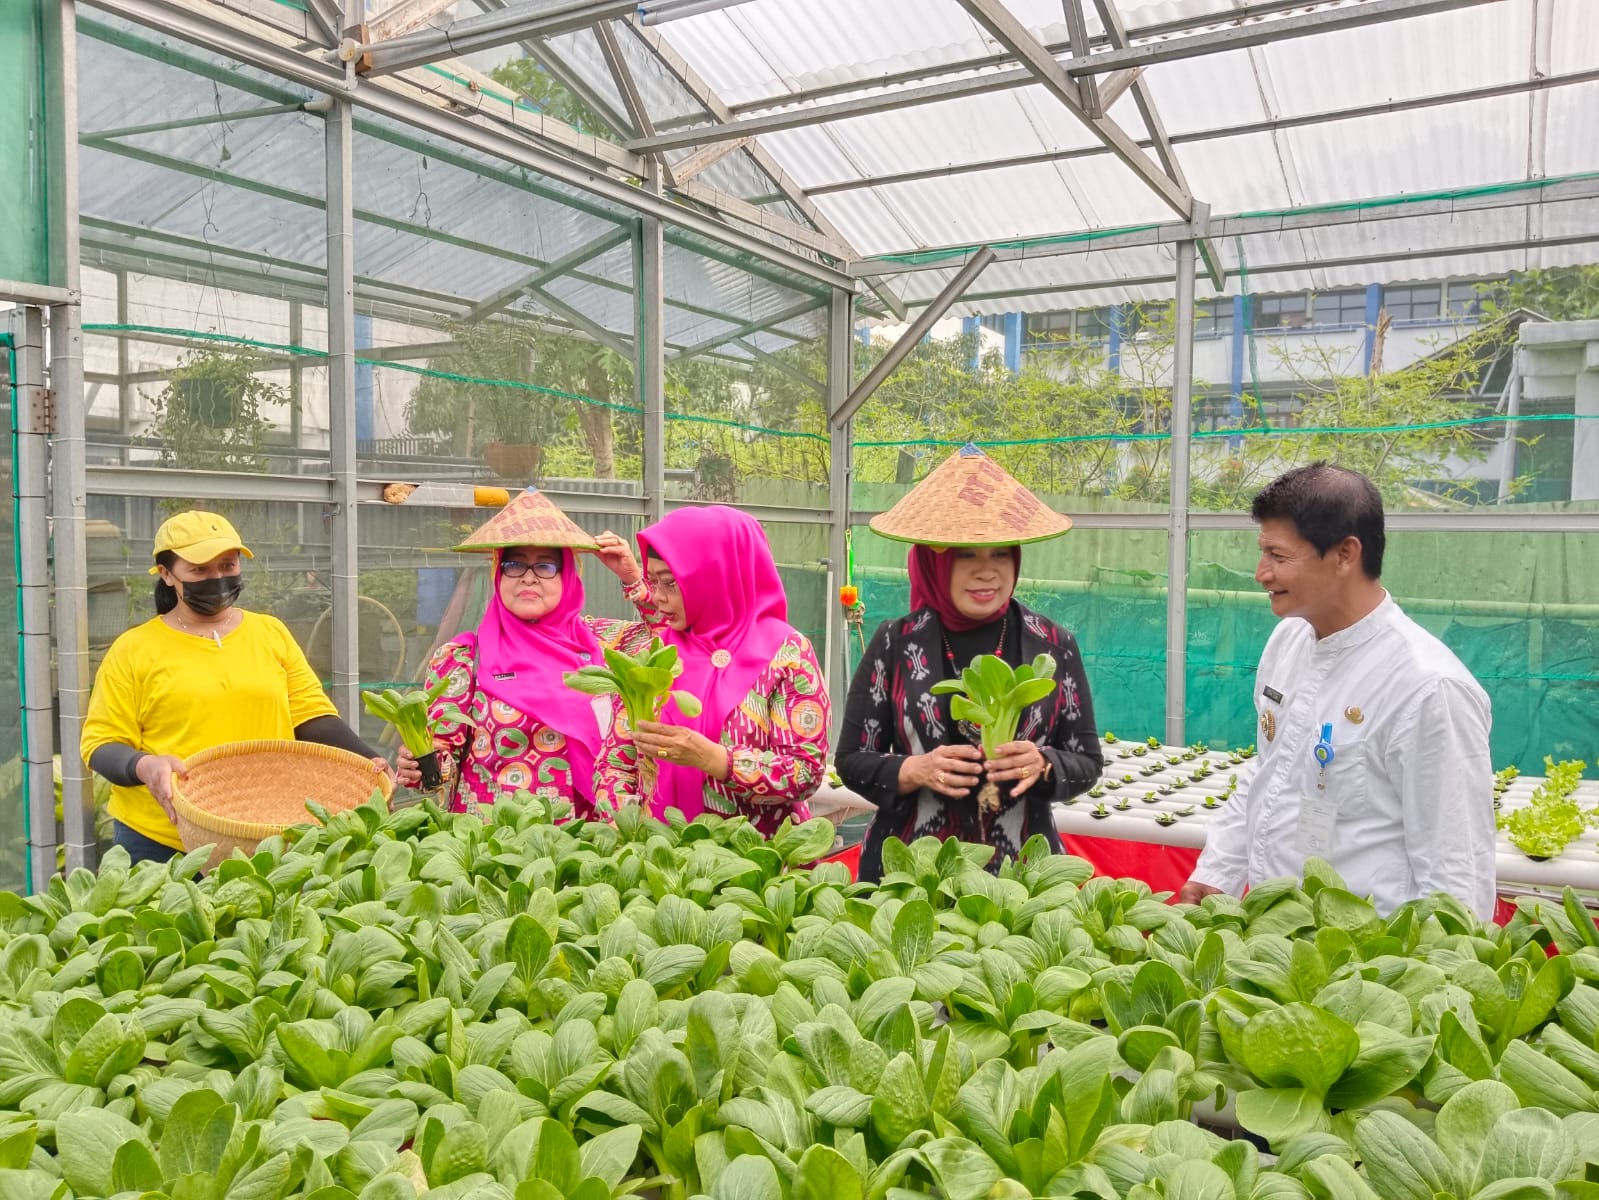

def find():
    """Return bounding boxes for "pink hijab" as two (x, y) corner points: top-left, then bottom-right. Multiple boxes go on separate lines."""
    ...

(908, 544), (1022, 632)
(471, 548), (605, 799)
(636, 506), (794, 821)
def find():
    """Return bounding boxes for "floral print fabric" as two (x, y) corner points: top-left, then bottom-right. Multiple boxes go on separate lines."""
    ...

(425, 600), (655, 818)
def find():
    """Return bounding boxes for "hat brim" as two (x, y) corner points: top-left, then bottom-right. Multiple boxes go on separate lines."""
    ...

(148, 540), (254, 574)
(866, 518), (1072, 548)
(451, 536), (600, 554)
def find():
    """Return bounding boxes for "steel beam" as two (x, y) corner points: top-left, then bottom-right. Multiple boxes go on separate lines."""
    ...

(10, 308), (58, 892)
(361, 0), (641, 77)
(1165, 240), (1196, 746)
(1058, 0), (1101, 117)
(366, 0), (459, 40)
(595, 19), (655, 139)
(721, 0), (1360, 117)
(85, 465), (335, 503)
(826, 288), (854, 721)
(1060, 0), (1504, 78)
(0, 279), (76, 306)
(84, 0), (854, 288)
(81, 102), (309, 143)
(526, 285), (636, 360)
(733, 338), (827, 397)
(619, 18), (860, 261)
(47, 0), (94, 876)
(636, 198), (667, 524)
(639, 0), (757, 22)
(857, 173), (1599, 278)
(632, 0), (1501, 155)
(666, 137), (751, 186)
(326, 93), (361, 721)
(1087, 0), (1224, 288)
(955, 0), (1193, 216)
(670, 297), (828, 361)
(304, 0), (344, 45)
(806, 67), (1599, 196)
(463, 227), (633, 322)
(833, 247), (996, 428)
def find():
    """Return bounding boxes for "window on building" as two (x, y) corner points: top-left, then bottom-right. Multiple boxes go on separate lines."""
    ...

(1077, 307), (1111, 342)
(1194, 298), (1235, 337)
(1447, 280), (1488, 317)
(1312, 288), (1367, 326)
(1026, 308), (1111, 344)
(1382, 283), (1442, 321)
(979, 314), (1008, 333)
(1253, 293), (1310, 330)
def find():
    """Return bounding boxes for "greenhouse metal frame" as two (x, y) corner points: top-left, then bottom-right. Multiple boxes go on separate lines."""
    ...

(4, 0), (1597, 882)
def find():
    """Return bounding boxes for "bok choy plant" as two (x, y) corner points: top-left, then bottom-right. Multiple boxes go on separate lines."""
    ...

(931, 652), (1058, 813)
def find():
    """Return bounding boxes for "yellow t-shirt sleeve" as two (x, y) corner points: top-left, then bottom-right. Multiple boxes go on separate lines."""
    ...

(271, 616), (339, 726)
(82, 637), (141, 762)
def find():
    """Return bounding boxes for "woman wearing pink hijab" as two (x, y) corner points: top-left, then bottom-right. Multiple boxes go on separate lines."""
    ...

(396, 491), (657, 818)
(593, 505), (830, 834)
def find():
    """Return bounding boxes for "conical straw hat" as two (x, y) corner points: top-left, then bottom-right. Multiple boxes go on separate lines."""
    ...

(452, 489), (600, 553)
(869, 444), (1072, 546)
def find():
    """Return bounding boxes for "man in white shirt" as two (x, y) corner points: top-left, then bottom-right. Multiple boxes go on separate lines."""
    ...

(1178, 463), (1497, 919)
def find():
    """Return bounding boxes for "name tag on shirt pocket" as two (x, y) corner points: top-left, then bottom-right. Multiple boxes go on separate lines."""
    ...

(1294, 731), (1375, 856)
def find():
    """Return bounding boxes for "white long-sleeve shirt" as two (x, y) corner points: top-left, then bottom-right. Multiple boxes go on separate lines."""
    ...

(1191, 595), (1497, 919)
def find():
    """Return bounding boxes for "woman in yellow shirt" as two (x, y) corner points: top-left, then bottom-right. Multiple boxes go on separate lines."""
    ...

(81, 512), (386, 864)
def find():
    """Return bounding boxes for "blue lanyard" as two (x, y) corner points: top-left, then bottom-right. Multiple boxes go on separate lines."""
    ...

(1313, 722), (1335, 768)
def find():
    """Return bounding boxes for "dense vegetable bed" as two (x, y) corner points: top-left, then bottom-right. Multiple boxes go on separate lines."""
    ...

(3, 792), (1599, 1200)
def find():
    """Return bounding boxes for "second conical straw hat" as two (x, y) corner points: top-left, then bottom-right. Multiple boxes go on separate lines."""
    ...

(869, 444), (1072, 546)
(452, 489), (600, 553)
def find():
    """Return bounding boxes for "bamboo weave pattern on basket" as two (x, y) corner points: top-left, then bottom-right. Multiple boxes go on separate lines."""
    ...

(172, 739), (394, 868)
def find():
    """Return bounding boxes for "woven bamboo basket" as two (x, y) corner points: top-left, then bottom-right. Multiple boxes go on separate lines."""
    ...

(172, 739), (394, 870)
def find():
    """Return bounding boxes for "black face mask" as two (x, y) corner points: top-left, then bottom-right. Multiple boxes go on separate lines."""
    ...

(179, 575), (243, 617)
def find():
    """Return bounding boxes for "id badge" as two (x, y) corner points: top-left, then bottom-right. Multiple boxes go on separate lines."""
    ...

(1295, 792), (1338, 857)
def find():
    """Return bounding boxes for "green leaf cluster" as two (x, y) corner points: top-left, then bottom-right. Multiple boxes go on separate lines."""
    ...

(562, 638), (702, 728)
(361, 681), (452, 758)
(3, 799), (1599, 1199)
(929, 653), (1056, 760)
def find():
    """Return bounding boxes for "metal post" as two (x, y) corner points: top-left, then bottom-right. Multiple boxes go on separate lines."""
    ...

(833, 246), (996, 428)
(325, 95), (360, 719)
(636, 168), (666, 525)
(825, 287), (854, 725)
(1497, 348), (1522, 504)
(49, 0), (94, 873)
(1166, 240), (1197, 747)
(11, 307), (58, 890)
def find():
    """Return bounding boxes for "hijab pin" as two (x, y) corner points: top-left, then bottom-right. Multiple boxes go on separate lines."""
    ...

(711, 649), (732, 668)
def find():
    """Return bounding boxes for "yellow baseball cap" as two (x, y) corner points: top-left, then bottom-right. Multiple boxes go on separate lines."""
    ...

(148, 511), (254, 575)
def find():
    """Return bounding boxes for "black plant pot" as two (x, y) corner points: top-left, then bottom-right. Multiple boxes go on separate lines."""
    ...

(416, 750), (443, 791)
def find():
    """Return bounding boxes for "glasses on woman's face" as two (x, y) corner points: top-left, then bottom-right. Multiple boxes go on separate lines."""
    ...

(645, 572), (679, 597)
(499, 559), (561, 580)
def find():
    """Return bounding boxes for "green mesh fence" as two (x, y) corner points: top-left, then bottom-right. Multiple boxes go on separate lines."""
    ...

(76, 321), (1599, 775)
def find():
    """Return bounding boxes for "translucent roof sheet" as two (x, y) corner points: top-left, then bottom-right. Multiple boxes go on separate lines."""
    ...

(517, 0), (1599, 311)
(75, 11), (832, 353)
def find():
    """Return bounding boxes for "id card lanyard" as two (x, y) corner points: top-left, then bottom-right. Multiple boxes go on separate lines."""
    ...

(1296, 722), (1338, 856)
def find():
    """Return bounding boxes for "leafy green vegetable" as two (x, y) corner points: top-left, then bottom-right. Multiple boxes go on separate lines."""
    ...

(930, 652), (1057, 812)
(3, 789), (1599, 1199)
(562, 637), (702, 727)
(361, 680), (451, 757)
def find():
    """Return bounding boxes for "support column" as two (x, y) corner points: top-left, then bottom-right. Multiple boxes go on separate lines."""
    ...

(636, 169), (666, 524)
(12, 307), (58, 889)
(325, 94), (360, 719)
(826, 287), (854, 728)
(1165, 240), (1196, 747)
(48, 0), (93, 872)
